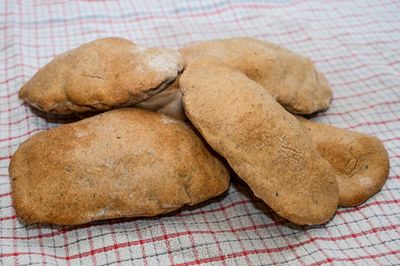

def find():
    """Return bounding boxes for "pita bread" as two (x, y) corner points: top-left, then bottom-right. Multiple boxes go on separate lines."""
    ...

(19, 37), (183, 115)
(9, 108), (229, 225)
(180, 37), (332, 114)
(180, 57), (338, 225)
(297, 116), (389, 206)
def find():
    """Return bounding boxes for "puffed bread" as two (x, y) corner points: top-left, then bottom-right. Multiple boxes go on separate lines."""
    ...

(9, 108), (229, 225)
(180, 57), (338, 225)
(297, 116), (389, 206)
(19, 37), (183, 115)
(180, 37), (332, 115)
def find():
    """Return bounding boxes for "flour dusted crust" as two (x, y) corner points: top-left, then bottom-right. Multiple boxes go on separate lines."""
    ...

(297, 116), (389, 206)
(19, 37), (184, 115)
(180, 37), (333, 115)
(9, 108), (229, 225)
(180, 57), (338, 225)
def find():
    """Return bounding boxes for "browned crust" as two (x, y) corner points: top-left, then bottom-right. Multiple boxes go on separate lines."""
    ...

(180, 57), (338, 225)
(19, 37), (183, 115)
(297, 116), (390, 206)
(9, 108), (229, 225)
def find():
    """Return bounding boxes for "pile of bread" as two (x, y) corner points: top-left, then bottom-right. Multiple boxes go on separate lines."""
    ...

(9, 37), (389, 226)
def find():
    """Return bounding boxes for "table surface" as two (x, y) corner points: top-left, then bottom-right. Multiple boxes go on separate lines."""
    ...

(0, 0), (399, 265)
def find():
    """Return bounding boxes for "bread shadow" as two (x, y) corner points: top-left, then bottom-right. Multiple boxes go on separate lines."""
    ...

(22, 188), (232, 232)
(21, 175), (331, 232)
(298, 107), (329, 119)
(230, 174), (330, 231)
(29, 105), (85, 124)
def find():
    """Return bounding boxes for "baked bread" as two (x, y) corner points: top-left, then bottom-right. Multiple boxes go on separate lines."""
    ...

(297, 116), (389, 206)
(180, 57), (338, 225)
(19, 37), (183, 115)
(9, 108), (229, 225)
(180, 37), (332, 114)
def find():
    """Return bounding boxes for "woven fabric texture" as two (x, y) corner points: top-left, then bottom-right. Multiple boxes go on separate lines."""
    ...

(0, 1), (399, 265)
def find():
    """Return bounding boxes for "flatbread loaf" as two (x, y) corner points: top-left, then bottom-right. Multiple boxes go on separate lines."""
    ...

(297, 116), (389, 206)
(19, 37), (183, 115)
(180, 37), (332, 114)
(180, 57), (338, 225)
(9, 108), (229, 225)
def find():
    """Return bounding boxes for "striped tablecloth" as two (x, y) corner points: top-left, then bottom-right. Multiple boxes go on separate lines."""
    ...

(1, 1), (399, 265)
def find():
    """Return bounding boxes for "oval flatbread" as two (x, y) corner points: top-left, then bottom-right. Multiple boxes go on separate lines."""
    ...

(180, 57), (338, 225)
(297, 116), (389, 206)
(181, 37), (332, 115)
(9, 108), (229, 225)
(19, 37), (184, 115)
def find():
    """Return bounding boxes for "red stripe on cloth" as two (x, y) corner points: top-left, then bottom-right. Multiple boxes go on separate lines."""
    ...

(175, 227), (400, 266)
(310, 250), (400, 266)
(0, 192), (11, 198)
(1, 199), (399, 241)
(325, 100), (400, 116)
(0, 129), (42, 142)
(1, 224), (398, 261)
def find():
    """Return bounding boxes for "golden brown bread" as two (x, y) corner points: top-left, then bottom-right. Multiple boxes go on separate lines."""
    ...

(180, 37), (333, 115)
(139, 37), (333, 119)
(9, 108), (229, 225)
(296, 116), (389, 206)
(180, 57), (338, 225)
(19, 37), (183, 115)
